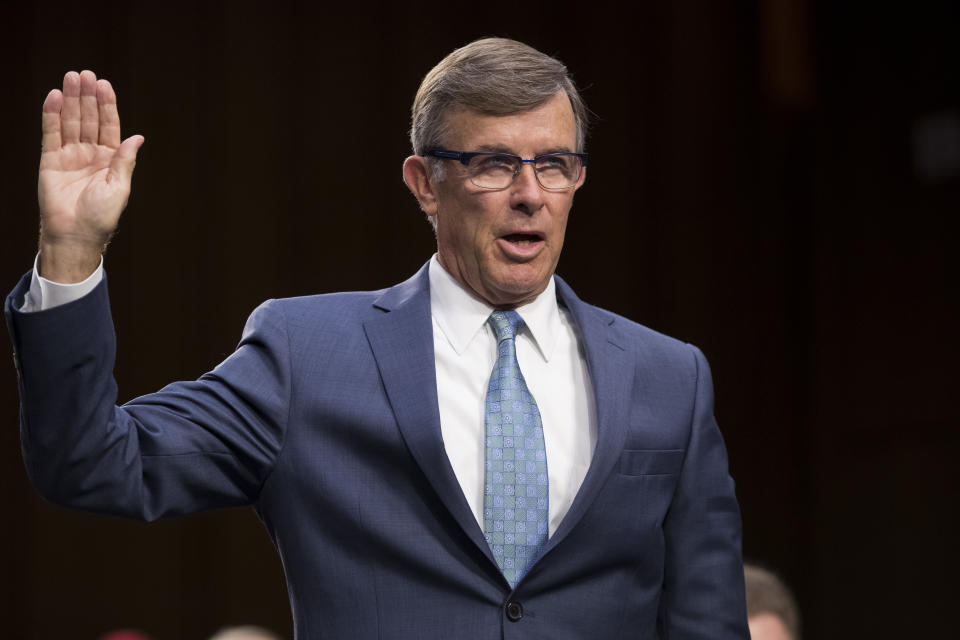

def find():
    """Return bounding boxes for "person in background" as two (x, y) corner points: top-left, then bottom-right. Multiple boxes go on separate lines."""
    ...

(745, 563), (802, 640)
(209, 625), (283, 640)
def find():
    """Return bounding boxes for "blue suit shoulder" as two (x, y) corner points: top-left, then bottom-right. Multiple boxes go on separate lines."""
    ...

(239, 287), (389, 339)
(554, 275), (706, 381)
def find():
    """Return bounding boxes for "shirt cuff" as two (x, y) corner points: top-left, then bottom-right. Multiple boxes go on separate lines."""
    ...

(20, 253), (105, 312)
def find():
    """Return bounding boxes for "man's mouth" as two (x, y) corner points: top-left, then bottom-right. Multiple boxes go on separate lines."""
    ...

(502, 233), (543, 246)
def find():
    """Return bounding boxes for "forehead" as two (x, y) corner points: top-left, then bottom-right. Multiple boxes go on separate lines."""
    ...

(442, 91), (577, 153)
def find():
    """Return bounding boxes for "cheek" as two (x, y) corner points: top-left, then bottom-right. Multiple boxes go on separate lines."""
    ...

(547, 205), (572, 242)
(463, 199), (506, 248)
(437, 205), (490, 263)
(554, 212), (570, 237)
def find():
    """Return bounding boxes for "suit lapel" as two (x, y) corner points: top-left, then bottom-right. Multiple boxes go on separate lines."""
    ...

(362, 264), (497, 567)
(540, 276), (635, 556)
(362, 266), (636, 577)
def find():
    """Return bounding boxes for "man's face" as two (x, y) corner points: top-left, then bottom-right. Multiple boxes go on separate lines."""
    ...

(428, 91), (584, 308)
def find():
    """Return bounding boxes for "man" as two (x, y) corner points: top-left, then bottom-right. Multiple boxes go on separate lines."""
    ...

(5, 38), (748, 638)
(745, 564), (802, 640)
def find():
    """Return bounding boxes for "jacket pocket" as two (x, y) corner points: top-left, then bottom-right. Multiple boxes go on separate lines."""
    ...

(618, 449), (684, 476)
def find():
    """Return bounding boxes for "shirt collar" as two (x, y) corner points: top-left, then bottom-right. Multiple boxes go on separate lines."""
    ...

(428, 254), (561, 362)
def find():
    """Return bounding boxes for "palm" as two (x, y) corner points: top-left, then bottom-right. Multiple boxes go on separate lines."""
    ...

(38, 70), (143, 250)
(40, 143), (126, 241)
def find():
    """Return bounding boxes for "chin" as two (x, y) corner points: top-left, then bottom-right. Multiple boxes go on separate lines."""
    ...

(498, 261), (546, 283)
(489, 278), (546, 306)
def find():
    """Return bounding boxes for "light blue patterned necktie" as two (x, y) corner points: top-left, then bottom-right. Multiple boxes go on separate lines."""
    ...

(483, 310), (549, 588)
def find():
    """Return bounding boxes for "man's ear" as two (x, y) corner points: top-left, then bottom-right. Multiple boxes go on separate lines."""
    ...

(403, 155), (439, 218)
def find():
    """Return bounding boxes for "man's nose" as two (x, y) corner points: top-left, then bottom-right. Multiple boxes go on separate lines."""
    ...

(509, 163), (545, 215)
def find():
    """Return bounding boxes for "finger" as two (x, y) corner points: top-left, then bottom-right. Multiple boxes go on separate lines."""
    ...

(61, 71), (81, 143)
(109, 134), (145, 185)
(41, 89), (64, 153)
(79, 70), (99, 143)
(97, 79), (121, 148)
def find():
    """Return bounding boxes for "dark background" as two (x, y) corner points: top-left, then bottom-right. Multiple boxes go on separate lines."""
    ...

(1, 1), (957, 638)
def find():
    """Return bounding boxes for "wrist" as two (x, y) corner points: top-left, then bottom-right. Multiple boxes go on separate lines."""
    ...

(37, 236), (106, 284)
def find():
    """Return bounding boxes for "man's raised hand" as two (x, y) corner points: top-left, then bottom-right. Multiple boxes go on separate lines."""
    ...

(38, 70), (144, 283)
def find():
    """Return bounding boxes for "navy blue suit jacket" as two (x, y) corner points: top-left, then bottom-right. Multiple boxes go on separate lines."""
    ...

(5, 262), (748, 639)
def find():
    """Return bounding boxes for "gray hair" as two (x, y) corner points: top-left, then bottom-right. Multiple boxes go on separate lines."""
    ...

(410, 38), (589, 159)
(744, 564), (802, 640)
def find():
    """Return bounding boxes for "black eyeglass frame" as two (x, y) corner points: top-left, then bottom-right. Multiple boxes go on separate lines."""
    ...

(423, 149), (589, 191)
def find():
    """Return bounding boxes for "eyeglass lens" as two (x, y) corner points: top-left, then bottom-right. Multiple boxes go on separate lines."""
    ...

(467, 154), (582, 189)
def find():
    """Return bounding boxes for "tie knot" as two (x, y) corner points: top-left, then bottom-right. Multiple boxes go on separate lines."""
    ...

(488, 310), (525, 343)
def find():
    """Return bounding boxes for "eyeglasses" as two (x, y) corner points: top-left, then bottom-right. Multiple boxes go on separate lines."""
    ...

(424, 149), (588, 191)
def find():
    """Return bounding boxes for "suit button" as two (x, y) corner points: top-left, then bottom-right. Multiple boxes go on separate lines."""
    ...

(506, 601), (523, 621)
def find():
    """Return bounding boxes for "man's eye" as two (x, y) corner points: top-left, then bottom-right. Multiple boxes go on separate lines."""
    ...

(473, 155), (517, 173)
(537, 156), (576, 175)
(536, 156), (573, 171)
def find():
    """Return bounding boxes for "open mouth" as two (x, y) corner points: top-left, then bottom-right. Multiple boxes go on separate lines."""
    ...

(502, 233), (543, 246)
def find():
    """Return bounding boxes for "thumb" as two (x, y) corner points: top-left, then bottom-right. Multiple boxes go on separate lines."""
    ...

(109, 134), (145, 184)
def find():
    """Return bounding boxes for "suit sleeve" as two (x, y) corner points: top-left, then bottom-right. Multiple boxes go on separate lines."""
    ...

(657, 345), (749, 639)
(4, 270), (289, 521)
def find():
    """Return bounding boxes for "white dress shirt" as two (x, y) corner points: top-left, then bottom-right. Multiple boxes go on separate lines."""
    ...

(428, 256), (596, 536)
(21, 254), (104, 313)
(22, 254), (599, 536)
